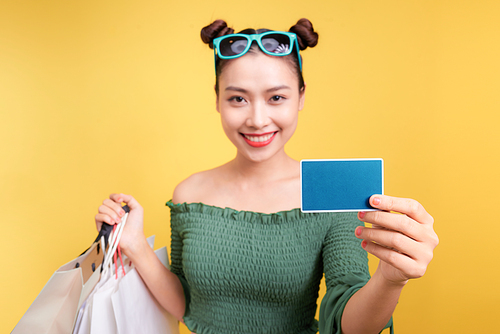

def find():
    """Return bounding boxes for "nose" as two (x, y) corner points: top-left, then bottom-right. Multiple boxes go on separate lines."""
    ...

(245, 101), (271, 129)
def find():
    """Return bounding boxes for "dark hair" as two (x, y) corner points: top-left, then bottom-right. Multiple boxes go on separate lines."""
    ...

(200, 19), (319, 94)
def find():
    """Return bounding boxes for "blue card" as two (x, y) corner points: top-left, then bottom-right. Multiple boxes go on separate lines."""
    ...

(300, 159), (384, 212)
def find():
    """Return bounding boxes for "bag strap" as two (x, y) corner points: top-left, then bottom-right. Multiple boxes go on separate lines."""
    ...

(102, 206), (130, 274)
(79, 205), (130, 257)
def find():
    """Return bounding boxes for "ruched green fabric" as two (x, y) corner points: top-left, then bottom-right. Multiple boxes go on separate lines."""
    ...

(167, 201), (392, 334)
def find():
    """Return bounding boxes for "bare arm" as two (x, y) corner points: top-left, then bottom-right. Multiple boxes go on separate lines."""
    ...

(341, 195), (438, 334)
(341, 268), (402, 333)
(95, 193), (186, 321)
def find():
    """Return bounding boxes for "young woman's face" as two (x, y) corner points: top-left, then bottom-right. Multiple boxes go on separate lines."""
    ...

(216, 51), (305, 163)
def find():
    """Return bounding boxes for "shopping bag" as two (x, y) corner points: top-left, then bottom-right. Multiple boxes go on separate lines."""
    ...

(72, 214), (129, 334)
(89, 269), (120, 333)
(73, 225), (179, 334)
(111, 247), (180, 334)
(73, 227), (144, 334)
(12, 208), (126, 334)
(11, 241), (104, 334)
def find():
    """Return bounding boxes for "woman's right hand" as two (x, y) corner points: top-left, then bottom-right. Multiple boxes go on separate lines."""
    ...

(95, 193), (186, 321)
(95, 193), (146, 257)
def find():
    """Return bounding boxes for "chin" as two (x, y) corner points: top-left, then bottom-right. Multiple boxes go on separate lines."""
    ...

(237, 144), (285, 164)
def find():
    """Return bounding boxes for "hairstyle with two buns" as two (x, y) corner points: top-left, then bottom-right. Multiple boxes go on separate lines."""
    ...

(200, 18), (319, 94)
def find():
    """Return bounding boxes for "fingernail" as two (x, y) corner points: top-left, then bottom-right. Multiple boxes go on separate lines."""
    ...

(119, 210), (124, 216)
(355, 226), (363, 237)
(361, 240), (368, 248)
(372, 197), (381, 206)
(359, 211), (366, 219)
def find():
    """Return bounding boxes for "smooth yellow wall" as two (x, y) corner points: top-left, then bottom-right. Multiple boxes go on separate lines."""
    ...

(1, 1), (499, 333)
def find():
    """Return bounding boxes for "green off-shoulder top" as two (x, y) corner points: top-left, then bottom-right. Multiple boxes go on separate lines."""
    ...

(166, 201), (393, 334)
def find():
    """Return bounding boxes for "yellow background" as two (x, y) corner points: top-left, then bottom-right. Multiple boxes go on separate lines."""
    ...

(1, 0), (499, 333)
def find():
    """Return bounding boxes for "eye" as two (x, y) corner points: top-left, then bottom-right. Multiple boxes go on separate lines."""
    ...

(270, 95), (285, 102)
(228, 96), (246, 103)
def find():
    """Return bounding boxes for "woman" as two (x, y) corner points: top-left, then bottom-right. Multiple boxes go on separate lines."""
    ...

(95, 19), (438, 334)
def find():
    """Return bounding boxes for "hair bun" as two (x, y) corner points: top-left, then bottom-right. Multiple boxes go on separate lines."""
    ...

(289, 18), (318, 50)
(200, 20), (235, 49)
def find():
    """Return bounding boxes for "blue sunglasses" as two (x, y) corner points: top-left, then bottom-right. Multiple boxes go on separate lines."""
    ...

(212, 31), (302, 73)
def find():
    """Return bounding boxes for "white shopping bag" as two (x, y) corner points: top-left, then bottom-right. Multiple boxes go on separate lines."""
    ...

(73, 216), (129, 334)
(73, 265), (110, 334)
(89, 270), (120, 334)
(74, 235), (152, 334)
(74, 228), (179, 334)
(111, 247), (180, 334)
(12, 241), (104, 334)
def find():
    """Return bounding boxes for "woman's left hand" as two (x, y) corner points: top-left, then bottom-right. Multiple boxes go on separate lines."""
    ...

(356, 195), (439, 286)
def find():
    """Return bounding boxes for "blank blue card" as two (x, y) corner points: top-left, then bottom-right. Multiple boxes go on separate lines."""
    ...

(300, 159), (384, 212)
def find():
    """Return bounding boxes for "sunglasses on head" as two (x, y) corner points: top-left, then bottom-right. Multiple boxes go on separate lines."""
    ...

(212, 31), (302, 72)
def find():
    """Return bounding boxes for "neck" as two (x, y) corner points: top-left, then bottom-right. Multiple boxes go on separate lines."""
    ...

(229, 149), (296, 183)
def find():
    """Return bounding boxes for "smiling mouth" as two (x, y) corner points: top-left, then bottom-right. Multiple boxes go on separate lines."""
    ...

(241, 132), (278, 147)
(242, 132), (275, 142)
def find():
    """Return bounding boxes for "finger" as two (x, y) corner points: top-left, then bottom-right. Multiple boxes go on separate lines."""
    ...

(110, 193), (143, 212)
(358, 210), (425, 242)
(95, 213), (117, 231)
(369, 195), (434, 225)
(356, 226), (421, 259)
(109, 193), (124, 204)
(99, 203), (123, 224)
(103, 198), (127, 220)
(362, 241), (428, 279)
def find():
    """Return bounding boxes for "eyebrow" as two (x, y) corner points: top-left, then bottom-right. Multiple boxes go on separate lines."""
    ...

(266, 85), (292, 93)
(225, 86), (248, 93)
(225, 85), (292, 93)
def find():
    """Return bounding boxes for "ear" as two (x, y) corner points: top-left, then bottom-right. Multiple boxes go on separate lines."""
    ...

(298, 83), (306, 111)
(215, 85), (220, 113)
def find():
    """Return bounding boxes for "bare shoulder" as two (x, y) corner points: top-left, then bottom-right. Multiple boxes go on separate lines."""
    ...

(172, 168), (221, 204)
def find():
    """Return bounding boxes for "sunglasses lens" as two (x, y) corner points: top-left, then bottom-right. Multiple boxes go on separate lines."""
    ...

(261, 33), (292, 54)
(219, 36), (249, 57)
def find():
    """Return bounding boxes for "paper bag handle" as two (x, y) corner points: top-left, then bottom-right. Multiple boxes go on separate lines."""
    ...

(79, 205), (130, 256)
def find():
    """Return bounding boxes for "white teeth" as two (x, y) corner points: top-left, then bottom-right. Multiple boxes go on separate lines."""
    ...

(243, 133), (275, 142)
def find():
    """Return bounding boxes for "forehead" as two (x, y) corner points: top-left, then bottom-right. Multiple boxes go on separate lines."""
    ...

(218, 51), (298, 89)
